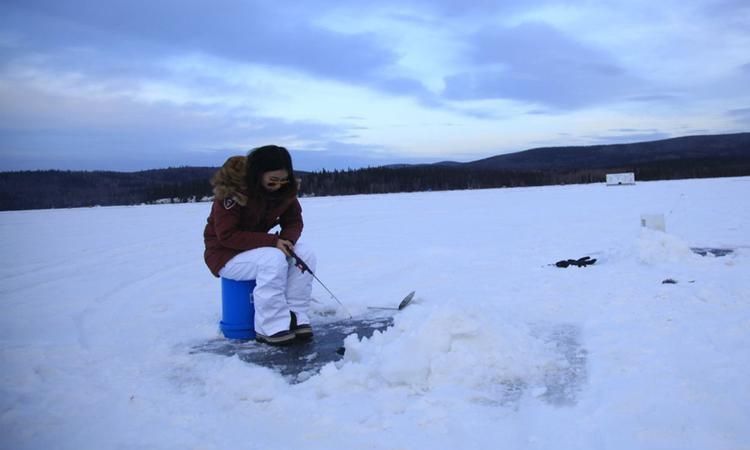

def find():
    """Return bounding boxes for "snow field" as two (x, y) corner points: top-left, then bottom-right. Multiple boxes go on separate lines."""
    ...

(1, 176), (749, 449)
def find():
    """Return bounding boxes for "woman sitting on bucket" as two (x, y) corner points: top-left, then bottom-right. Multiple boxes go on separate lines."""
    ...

(203, 145), (315, 346)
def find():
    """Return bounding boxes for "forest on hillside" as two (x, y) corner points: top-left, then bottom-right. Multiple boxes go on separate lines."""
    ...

(299, 156), (750, 196)
(2, 133), (749, 210)
(1, 154), (748, 211)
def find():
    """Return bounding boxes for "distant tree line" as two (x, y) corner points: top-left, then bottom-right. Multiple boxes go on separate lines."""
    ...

(2, 156), (748, 211)
(0, 167), (216, 211)
(298, 166), (551, 196)
(2, 131), (749, 211)
(297, 156), (750, 197)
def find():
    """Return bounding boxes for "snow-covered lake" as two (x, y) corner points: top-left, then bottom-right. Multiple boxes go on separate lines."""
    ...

(2, 177), (749, 449)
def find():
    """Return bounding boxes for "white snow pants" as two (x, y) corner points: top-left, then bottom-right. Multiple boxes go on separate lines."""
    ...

(219, 243), (316, 337)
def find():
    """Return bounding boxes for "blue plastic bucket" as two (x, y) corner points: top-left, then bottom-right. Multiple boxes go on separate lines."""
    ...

(220, 278), (256, 340)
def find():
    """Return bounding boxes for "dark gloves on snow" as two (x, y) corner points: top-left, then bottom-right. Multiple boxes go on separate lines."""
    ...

(554, 256), (597, 268)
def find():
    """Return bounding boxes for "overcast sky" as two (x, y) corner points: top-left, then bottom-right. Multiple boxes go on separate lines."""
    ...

(1, 0), (748, 171)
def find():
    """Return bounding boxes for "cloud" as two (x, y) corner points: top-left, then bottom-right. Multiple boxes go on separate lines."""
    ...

(727, 107), (750, 125)
(1, 0), (748, 171)
(384, 0), (551, 17)
(0, 0), (450, 113)
(626, 94), (683, 103)
(584, 131), (673, 145)
(0, 79), (356, 171)
(291, 141), (439, 171)
(698, 0), (750, 29)
(442, 22), (643, 109)
(0, 1), (397, 84)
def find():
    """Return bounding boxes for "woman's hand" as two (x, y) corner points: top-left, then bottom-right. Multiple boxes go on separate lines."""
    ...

(276, 239), (294, 257)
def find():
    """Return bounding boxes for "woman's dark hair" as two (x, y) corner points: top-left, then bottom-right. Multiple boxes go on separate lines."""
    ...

(245, 145), (297, 198)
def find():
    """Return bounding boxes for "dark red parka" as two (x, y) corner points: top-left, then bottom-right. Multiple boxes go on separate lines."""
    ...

(203, 194), (303, 277)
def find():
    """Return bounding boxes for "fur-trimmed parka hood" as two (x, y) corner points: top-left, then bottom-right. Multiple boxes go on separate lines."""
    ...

(210, 156), (248, 206)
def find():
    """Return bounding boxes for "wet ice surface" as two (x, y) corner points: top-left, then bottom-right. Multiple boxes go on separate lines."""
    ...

(535, 324), (588, 406)
(191, 315), (394, 383)
(192, 317), (588, 407)
(443, 322), (588, 408)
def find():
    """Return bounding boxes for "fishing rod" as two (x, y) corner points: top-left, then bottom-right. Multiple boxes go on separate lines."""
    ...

(289, 249), (352, 319)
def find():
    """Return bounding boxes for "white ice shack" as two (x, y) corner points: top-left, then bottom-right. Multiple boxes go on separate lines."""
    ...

(606, 172), (635, 186)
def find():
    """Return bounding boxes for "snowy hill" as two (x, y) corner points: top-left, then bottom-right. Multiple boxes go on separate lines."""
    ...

(463, 132), (750, 170)
(1, 177), (749, 449)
